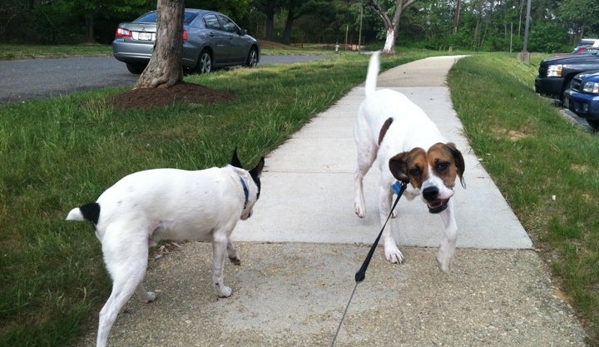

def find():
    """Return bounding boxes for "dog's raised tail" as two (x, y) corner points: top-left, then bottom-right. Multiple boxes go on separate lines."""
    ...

(66, 202), (100, 225)
(364, 51), (381, 98)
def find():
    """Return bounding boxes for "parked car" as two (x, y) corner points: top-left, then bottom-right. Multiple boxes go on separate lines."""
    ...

(112, 9), (260, 74)
(534, 50), (599, 101)
(575, 38), (599, 49)
(553, 45), (594, 57)
(563, 70), (599, 130)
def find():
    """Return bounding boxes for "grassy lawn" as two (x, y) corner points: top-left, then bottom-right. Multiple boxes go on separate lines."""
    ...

(448, 52), (599, 344)
(0, 44), (112, 60)
(1, 46), (597, 346)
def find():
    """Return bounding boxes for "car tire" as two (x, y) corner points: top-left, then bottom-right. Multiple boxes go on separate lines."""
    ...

(587, 120), (599, 131)
(126, 63), (146, 74)
(244, 47), (258, 68)
(559, 76), (574, 103)
(196, 50), (212, 74)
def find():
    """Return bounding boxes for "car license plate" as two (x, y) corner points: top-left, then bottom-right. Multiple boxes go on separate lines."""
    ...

(133, 32), (154, 41)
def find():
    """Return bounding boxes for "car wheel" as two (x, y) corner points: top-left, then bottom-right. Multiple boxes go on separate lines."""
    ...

(244, 47), (258, 68)
(196, 50), (212, 74)
(559, 76), (574, 103)
(587, 120), (599, 131)
(126, 63), (146, 74)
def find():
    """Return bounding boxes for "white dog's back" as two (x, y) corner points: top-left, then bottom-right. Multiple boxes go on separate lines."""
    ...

(94, 167), (245, 241)
(360, 51), (445, 152)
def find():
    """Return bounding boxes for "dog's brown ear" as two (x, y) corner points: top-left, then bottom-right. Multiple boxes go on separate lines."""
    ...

(445, 142), (466, 189)
(388, 152), (410, 183)
(231, 148), (243, 168)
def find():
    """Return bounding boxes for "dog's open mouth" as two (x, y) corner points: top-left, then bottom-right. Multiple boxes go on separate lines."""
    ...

(427, 199), (449, 213)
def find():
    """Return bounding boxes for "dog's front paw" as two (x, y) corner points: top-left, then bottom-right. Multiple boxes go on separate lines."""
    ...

(140, 291), (156, 303)
(384, 245), (405, 264)
(354, 201), (365, 218)
(215, 284), (232, 298)
(229, 255), (241, 265)
(436, 252), (452, 273)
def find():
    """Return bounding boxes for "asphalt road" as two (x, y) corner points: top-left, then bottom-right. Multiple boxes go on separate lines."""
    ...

(0, 55), (333, 104)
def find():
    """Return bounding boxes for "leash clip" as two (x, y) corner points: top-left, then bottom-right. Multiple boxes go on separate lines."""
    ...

(391, 180), (406, 195)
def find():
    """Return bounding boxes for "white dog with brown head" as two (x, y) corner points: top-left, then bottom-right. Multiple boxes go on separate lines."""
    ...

(354, 52), (466, 272)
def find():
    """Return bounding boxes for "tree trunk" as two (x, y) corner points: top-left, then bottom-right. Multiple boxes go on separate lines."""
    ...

(135, 0), (184, 89)
(283, 7), (295, 45)
(383, 27), (396, 52)
(265, 11), (275, 40)
(282, 0), (302, 44)
(264, 0), (278, 41)
(85, 13), (94, 43)
(367, 0), (416, 54)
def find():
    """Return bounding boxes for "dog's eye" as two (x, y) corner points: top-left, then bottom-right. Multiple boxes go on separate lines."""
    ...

(436, 161), (450, 172)
(409, 167), (422, 176)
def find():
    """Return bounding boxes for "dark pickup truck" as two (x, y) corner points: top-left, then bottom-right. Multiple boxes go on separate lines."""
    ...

(535, 51), (599, 101)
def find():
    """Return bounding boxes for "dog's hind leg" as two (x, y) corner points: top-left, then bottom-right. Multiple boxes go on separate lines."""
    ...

(227, 239), (241, 265)
(212, 230), (233, 298)
(96, 224), (152, 347)
(436, 199), (458, 272)
(354, 131), (378, 218)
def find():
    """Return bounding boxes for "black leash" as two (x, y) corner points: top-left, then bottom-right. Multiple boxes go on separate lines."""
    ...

(330, 181), (407, 346)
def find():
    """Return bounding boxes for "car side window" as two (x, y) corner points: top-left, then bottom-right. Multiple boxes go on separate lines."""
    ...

(203, 14), (221, 30)
(218, 15), (238, 34)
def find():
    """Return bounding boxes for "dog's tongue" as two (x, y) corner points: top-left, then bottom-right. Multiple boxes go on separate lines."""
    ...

(429, 201), (444, 209)
(427, 199), (449, 214)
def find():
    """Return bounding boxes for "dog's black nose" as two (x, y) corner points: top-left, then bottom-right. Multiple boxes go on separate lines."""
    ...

(422, 186), (439, 201)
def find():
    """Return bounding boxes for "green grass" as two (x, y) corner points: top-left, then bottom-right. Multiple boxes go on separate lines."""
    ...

(448, 52), (599, 344)
(0, 50), (444, 347)
(0, 44), (113, 60)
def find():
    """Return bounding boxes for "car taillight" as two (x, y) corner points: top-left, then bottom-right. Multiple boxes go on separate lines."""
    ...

(182, 30), (188, 40)
(115, 26), (132, 38)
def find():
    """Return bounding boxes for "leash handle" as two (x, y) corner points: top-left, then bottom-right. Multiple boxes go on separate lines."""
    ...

(354, 181), (406, 283)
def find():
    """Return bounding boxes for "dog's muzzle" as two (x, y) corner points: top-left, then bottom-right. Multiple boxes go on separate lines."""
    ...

(422, 186), (450, 214)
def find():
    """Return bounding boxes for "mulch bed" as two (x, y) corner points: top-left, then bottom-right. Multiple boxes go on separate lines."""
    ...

(110, 82), (235, 109)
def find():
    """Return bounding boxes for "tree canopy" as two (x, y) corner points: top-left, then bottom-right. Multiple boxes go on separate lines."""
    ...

(0, 0), (597, 53)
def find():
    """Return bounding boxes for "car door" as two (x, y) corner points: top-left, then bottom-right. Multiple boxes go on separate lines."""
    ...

(217, 14), (247, 64)
(201, 13), (229, 65)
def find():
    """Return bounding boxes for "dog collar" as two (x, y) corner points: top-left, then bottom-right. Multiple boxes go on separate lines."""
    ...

(239, 177), (249, 210)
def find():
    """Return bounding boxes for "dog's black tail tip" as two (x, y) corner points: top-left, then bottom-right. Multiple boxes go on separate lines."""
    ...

(66, 202), (100, 225)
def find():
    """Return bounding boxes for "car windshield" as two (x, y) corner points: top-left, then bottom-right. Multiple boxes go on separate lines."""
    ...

(135, 11), (200, 25)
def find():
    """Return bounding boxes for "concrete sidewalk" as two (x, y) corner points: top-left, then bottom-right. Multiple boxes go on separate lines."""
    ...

(79, 56), (589, 346)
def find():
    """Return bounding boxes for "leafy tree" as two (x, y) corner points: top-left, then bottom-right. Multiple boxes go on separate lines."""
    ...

(559, 0), (599, 41)
(366, 0), (418, 53)
(252, 0), (284, 40)
(528, 20), (569, 52)
(187, 0), (251, 21)
(280, 0), (335, 44)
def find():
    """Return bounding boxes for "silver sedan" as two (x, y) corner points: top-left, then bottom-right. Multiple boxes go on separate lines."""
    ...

(112, 9), (260, 74)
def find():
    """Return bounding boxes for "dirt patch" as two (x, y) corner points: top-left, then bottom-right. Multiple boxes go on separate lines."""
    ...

(110, 82), (235, 109)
